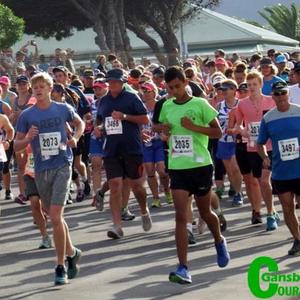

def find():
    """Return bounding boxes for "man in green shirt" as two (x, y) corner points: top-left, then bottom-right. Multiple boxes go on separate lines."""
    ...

(157, 66), (230, 284)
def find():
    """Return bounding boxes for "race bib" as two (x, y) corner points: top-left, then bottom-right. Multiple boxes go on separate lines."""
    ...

(248, 122), (260, 147)
(105, 117), (123, 135)
(278, 138), (299, 161)
(39, 132), (61, 156)
(171, 135), (193, 157)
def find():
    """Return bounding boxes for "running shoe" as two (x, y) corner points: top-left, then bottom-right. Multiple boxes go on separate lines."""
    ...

(218, 213), (227, 232)
(141, 210), (152, 232)
(232, 193), (243, 207)
(14, 194), (26, 205)
(121, 207), (135, 221)
(39, 235), (52, 249)
(151, 198), (161, 208)
(215, 237), (230, 268)
(165, 192), (173, 204)
(54, 265), (68, 285)
(266, 215), (278, 231)
(5, 190), (12, 200)
(215, 186), (224, 199)
(66, 248), (82, 279)
(274, 212), (280, 224)
(83, 181), (91, 196)
(288, 240), (300, 256)
(107, 225), (124, 239)
(198, 217), (207, 234)
(187, 229), (197, 245)
(95, 191), (105, 211)
(228, 185), (236, 197)
(251, 210), (263, 224)
(76, 189), (84, 202)
(169, 265), (192, 284)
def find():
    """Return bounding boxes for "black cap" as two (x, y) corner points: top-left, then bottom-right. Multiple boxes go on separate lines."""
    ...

(260, 57), (273, 66)
(152, 67), (165, 77)
(272, 81), (288, 92)
(16, 75), (29, 84)
(52, 66), (69, 75)
(293, 61), (300, 72)
(83, 69), (94, 78)
(105, 68), (127, 82)
(238, 82), (248, 91)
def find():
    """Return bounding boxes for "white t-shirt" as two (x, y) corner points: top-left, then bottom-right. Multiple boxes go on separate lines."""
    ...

(289, 84), (300, 105)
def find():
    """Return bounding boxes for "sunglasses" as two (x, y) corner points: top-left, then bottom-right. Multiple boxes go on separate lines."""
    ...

(142, 89), (153, 94)
(273, 90), (288, 96)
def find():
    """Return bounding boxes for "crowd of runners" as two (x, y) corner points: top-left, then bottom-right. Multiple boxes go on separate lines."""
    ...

(1, 45), (300, 285)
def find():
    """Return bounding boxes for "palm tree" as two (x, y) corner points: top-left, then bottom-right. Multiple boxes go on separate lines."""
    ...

(259, 3), (300, 41)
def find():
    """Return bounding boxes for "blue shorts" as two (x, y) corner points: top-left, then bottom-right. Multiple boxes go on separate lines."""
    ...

(143, 139), (165, 163)
(216, 141), (236, 160)
(89, 135), (104, 157)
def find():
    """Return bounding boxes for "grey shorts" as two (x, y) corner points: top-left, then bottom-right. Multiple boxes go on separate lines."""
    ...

(35, 164), (72, 210)
(24, 174), (39, 199)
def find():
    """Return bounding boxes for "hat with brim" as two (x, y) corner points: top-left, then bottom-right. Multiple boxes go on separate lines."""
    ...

(105, 68), (127, 83)
(93, 80), (108, 89)
(16, 75), (29, 84)
(260, 57), (273, 67)
(52, 66), (69, 75)
(0, 76), (10, 86)
(272, 81), (289, 93)
(238, 82), (248, 91)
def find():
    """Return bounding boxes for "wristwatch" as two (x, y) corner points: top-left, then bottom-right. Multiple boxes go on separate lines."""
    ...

(123, 114), (127, 120)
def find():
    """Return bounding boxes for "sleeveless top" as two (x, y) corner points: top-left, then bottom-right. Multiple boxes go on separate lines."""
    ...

(217, 99), (239, 143)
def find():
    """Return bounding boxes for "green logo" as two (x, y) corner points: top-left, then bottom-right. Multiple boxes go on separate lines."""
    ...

(248, 256), (300, 298)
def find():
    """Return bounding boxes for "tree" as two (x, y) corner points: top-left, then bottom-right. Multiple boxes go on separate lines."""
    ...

(258, 3), (300, 41)
(2, 0), (220, 65)
(0, 4), (24, 49)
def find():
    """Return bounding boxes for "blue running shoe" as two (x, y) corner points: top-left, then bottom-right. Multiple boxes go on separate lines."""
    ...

(215, 237), (230, 268)
(67, 248), (82, 279)
(169, 265), (192, 284)
(274, 212), (280, 224)
(232, 193), (243, 207)
(54, 265), (68, 285)
(266, 215), (278, 231)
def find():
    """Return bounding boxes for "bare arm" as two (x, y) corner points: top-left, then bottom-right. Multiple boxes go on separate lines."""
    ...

(2, 102), (12, 118)
(257, 143), (271, 168)
(67, 113), (85, 147)
(181, 117), (222, 139)
(111, 110), (149, 125)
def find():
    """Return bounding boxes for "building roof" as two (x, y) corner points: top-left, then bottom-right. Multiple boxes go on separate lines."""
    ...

(185, 8), (299, 46)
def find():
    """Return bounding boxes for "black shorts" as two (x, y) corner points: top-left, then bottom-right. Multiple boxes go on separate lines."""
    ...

(272, 178), (300, 196)
(72, 135), (86, 156)
(104, 154), (144, 180)
(236, 147), (271, 178)
(236, 143), (251, 175)
(169, 165), (213, 197)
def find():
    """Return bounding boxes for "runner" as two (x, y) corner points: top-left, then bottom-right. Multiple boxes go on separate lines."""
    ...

(157, 66), (230, 284)
(14, 72), (84, 285)
(96, 68), (152, 239)
(234, 71), (280, 230)
(216, 79), (243, 206)
(23, 144), (52, 249)
(140, 81), (172, 207)
(257, 81), (300, 255)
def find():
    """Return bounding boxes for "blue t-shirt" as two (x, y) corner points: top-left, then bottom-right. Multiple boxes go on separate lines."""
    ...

(257, 104), (300, 180)
(262, 76), (284, 96)
(97, 89), (147, 157)
(16, 102), (75, 173)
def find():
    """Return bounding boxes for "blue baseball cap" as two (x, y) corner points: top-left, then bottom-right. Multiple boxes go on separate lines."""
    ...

(275, 54), (287, 64)
(105, 68), (127, 83)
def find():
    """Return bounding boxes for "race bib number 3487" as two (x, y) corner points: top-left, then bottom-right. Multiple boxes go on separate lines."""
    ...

(278, 138), (299, 161)
(171, 135), (193, 157)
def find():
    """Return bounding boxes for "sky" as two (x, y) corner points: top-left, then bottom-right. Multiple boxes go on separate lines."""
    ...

(215, 0), (297, 23)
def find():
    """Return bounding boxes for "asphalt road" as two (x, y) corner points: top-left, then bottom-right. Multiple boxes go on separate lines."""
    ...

(1, 178), (300, 300)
